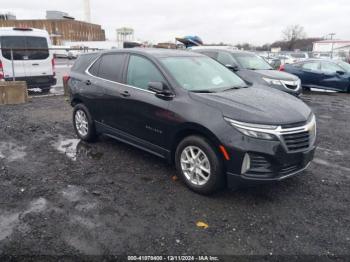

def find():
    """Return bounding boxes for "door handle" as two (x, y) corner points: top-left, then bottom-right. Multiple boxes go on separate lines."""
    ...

(121, 91), (130, 97)
(85, 80), (92, 86)
(32, 63), (39, 66)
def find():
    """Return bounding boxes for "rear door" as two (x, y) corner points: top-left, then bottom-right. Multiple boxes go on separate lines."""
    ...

(0, 36), (26, 79)
(94, 53), (128, 129)
(23, 36), (52, 77)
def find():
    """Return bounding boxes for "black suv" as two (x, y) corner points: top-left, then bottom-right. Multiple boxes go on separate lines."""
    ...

(192, 49), (302, 96)
(68, 49), (316, 194)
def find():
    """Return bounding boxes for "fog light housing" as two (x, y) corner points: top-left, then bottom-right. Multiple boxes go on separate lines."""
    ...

(241, 153), (251, 174)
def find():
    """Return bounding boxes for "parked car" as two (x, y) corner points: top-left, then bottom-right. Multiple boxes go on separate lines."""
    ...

(68, 49), (316, 194)
(193, 49), (301, 96)
(0, 27), (56, 92)
(287, 52), (309, 62)
(52, 46), (69, 58)
(280, 59), (350, 92)
(277, 54), (297, 65)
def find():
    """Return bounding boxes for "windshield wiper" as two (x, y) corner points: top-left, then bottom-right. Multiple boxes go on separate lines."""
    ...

(222, 87), (242, 92)
(191, 90), (216, 93)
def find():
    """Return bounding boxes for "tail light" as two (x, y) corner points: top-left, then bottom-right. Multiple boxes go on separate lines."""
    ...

(0, 60), (4, 80)
(63, 75), (70, 86)
(279, 64), (285, 71)
(52, 58), (56, 76)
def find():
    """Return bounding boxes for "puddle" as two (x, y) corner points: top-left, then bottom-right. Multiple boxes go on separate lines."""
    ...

(0, 197), (48, 241)
(61, 185), (84, 202)
(317, 147), (344, 156)
(54, 137), (103, 161)
(0, 142), (26, 162)
(55, 138), (81, 161)
(24, 198), (48, 214)
(0, 213), (20, 241)
(27, 88), (43, 93)
(313, 158), (350, 174)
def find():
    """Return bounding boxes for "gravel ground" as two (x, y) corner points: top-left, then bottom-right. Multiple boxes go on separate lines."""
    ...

(0, 91), (349, 260)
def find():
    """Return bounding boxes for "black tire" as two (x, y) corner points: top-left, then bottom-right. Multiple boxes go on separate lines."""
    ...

(175, 135), (225, 195)
(73, 104), (97, 142)
(302, 86), (311, 92)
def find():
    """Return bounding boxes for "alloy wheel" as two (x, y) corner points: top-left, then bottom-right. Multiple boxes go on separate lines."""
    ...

(75, 109), (89, 137)
(180, 146), (211, 186)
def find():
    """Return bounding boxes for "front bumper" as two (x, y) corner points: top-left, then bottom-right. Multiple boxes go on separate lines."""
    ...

(226, 148), (315, 187)
(217, 122), (316, 188)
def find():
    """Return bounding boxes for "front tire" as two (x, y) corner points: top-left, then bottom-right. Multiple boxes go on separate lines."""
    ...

(73, 104), (97, 142)
(175, 136), (225, 195)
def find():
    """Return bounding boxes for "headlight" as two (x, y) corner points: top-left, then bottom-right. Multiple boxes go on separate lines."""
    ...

(262, 77), (282, 86)
(224, 117), (278, 140)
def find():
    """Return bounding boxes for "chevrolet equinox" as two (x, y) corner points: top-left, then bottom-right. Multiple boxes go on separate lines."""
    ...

(67, 49), (316, 194)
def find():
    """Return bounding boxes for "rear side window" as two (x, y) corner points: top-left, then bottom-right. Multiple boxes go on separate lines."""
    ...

(0, 36), (49, 60)
(72, 53), (99, 73)
(126, 55), (165, 90)
(97, 53), (126, 82)
(302, 62), (320, 71)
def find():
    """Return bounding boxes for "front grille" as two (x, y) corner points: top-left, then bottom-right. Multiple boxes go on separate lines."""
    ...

(282, 131), (310, 152)
(285, 84), (298, 90)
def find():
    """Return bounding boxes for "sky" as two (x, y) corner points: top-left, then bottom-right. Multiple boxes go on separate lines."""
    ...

(2, 0), (350, 45)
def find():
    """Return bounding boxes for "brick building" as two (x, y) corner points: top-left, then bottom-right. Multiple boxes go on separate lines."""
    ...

(0, 19), (105, 45)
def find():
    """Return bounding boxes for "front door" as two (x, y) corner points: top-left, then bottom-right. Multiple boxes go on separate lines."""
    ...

(319, 61), (349, 91)
(118, 54), (171, 148)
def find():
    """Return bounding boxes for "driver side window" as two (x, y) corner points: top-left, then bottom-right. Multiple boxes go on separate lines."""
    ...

(320, 62), (342, 74)
(127, 55), (165, 90)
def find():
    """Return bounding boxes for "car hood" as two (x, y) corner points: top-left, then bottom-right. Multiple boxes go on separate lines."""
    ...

(253, 69), (299, 81)
(189, 86), (311, 125)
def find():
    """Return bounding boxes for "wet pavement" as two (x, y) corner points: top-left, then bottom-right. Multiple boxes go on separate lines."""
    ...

(0, 91), (349, 257)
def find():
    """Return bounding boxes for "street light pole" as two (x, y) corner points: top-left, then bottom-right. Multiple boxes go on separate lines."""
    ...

(329, 33), (336, 59)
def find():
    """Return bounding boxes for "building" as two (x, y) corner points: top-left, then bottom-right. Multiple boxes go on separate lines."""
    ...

(0, 11), (105, 45)
(0, 12), (16, 20)
(46, 11), (74, 20)
(313, 40), (350, 53)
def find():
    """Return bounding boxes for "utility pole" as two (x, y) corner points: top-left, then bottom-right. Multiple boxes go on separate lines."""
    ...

(329, 33), (336, 59)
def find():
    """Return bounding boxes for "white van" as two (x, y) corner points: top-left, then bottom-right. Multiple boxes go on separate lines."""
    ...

(0, 27), (56, 91)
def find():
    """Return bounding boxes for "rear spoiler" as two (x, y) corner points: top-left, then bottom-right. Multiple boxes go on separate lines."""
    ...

(13, 27), (33, 31)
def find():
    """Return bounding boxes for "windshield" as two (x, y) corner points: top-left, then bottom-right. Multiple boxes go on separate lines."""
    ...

(160, 56), (247, 92)
(337, 61), (350, 72)
(232, 53), (272, 70)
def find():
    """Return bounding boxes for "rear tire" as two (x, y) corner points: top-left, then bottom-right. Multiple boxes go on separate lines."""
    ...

(175, 136), (225, 195)
(73, 104), (97, 142)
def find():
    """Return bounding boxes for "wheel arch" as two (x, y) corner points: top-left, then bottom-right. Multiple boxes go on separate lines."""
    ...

(169, 123), (223, 164)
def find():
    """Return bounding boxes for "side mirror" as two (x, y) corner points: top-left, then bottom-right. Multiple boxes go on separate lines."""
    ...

(148, 82), (174, 99)
(148, 82), (164, 93)
(226, 64), (239, 71)
(336, 70), (345, 75)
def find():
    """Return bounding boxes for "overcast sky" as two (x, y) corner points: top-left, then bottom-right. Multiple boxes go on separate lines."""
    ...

(3, 0), (350, 45)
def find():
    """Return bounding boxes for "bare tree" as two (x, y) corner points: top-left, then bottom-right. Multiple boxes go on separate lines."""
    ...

(282, 25), (307, 50)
